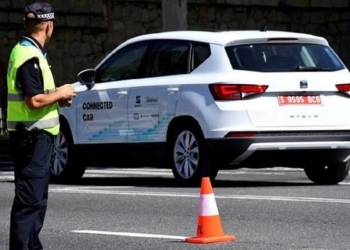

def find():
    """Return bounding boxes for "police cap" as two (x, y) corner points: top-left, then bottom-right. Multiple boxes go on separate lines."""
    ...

(23, 2), (57, 23)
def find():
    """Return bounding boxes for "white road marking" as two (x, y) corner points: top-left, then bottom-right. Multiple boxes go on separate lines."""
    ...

(0, 176), (14, 181)
(86, 170), (173, 176)
(87, 168), (173, 174)
(84, 168), (301, 176)
(71, 230), (186, 240)
(50, 188), (350, 204)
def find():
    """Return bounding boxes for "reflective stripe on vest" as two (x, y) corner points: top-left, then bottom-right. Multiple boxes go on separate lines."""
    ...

(7, 117), (59, 131)
(7, 43), (60, 135)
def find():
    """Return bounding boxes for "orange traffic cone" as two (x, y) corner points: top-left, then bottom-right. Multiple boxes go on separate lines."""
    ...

(185, 177), (236, 244)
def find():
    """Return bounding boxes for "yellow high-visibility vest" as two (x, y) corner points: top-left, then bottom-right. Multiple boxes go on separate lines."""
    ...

(7, 42), (59, 135)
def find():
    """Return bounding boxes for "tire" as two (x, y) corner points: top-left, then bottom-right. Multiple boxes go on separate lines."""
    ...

(304, 162), (350, 185)
(50, 123), (86, 183)
(168, 124), (218, 186)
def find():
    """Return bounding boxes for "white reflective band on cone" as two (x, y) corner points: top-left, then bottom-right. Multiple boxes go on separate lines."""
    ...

(199, 194), (219, 216)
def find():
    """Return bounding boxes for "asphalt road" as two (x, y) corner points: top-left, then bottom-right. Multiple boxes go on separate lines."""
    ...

(1, 165), (350, 250)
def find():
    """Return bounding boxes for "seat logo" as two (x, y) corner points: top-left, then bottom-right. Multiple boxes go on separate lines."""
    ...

(300, 80), (308, 89)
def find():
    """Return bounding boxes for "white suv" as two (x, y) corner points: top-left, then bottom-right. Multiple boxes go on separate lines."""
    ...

(52, 30), (350, 185)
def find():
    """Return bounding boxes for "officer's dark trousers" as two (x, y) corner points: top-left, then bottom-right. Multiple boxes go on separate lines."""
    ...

(8, 131), (55, 250)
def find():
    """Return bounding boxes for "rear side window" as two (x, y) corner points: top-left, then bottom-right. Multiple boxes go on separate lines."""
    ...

(146, 40), (190, 77)
(191, 42), (211, 71)
(226, 44), (345, 72)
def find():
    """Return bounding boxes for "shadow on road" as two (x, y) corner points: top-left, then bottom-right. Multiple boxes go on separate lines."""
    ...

(1, 165), (315, 188)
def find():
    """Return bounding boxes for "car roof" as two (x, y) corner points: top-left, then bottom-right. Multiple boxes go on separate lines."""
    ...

(97, 30), (329, 70)
(123, 30), (328, 47)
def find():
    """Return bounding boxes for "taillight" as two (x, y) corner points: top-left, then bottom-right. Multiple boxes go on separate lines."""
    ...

(336, 83), (350, 96)
(209, 84), (268, 100)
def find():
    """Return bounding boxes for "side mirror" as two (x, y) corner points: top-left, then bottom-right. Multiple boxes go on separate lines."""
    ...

(77, 69), (95, 90)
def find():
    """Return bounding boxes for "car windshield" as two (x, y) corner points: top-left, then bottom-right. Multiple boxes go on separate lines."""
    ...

(226, 43), (345, 72)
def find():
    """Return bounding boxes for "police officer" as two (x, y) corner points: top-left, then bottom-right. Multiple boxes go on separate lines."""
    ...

(6, 2), (76, 249)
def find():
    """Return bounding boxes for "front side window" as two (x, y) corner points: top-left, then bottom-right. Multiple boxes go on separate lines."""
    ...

(226, 43), (345, 72)
(146, 40), (190, 77)
(96, 42), (149, 83)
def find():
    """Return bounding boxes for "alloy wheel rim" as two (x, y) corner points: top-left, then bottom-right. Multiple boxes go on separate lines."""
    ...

(51, 132), (68, 175)
(173, 130), (199, 179)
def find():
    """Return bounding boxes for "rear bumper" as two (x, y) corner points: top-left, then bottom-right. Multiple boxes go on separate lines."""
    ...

(206, 132), (350, 168)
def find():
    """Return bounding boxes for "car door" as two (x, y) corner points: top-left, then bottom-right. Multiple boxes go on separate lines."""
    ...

(76, 42), (149, 160)
(127, 40), (189, 161)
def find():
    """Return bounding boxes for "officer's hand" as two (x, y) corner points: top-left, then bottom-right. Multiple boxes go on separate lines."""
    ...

(56, 84), (76, 100)
(59, 98), (72, 108)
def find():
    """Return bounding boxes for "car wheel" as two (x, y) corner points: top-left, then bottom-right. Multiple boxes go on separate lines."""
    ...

(50, 124), (86, 183)
(168, 124), (218, 186)
(304, 162), (350, 185)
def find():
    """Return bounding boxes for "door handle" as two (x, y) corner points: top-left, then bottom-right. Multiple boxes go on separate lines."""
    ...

(167, 87), (179, 93)
(117, 90), (128, 96)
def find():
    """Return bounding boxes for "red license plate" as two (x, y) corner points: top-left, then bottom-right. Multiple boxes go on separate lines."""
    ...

(278, 95), (322, 105)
